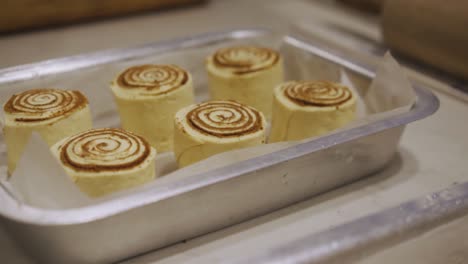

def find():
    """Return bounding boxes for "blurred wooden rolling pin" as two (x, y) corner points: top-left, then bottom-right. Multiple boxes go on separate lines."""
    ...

(382, 0), (468, 80)
(0, 0), (205, 33)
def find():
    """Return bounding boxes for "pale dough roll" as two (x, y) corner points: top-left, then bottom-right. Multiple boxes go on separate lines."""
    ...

(2, 88), (92, 174)
(110, 64), (195, 152)
(270, 81), (357, 142)
(206, 46), (284, 119)
(174, 100), (266, 167)
(51, 128), (157, 197)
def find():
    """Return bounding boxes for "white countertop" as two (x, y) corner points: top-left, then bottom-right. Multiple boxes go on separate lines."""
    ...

(1, 1), (467, 263)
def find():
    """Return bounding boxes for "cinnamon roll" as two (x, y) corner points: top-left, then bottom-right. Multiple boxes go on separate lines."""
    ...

(174, 100), (266, 167)
(206, 46), (284, 119)
(51, 128), (157, 197)
(110, 64), (195, 152)
(270, 81), (357, 142)
(2, 88), (92, 174)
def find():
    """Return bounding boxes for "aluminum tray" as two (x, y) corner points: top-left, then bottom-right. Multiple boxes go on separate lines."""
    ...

(0, 29), (439, 263)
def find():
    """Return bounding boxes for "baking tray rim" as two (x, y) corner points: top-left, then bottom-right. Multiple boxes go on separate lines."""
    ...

(231, 180), (468, 264)
(0, 28), (439, 226)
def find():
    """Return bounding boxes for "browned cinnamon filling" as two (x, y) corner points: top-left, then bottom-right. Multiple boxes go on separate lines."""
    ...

(187, 101), (263, 137)
(4, 88), (88, 122)
(60, 128), (151, 172)
(283, 81), (352, 107)
(212, 46), (280, 75)
(116, 64), (188, 95)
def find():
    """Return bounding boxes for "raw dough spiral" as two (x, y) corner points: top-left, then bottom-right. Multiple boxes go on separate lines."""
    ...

(283, 81), (352, 107)
(4, 88), (88, 123)
(212, 46), (280, 74)
(187, 101), (263, 137)
(59, 128), (151, 172)
(116, 64), (188, 95)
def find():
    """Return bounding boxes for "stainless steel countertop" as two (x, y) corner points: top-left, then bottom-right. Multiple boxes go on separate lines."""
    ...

(1, 1), (467, 263)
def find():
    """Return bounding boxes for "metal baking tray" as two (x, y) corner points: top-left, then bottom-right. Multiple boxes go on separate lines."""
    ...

(0, 29), (439, 263)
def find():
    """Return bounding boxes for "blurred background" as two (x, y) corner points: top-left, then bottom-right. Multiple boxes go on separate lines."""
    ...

(1, 0), (467, 86)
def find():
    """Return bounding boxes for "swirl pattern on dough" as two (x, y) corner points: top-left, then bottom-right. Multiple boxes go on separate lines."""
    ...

(59, 128), (151, 172)
(116, 64), (188, 95)
(3, 88), (88, 123)
(212, 46), (280, 74)
(283, 81), (353, 107)
(187, 101), (263, 137)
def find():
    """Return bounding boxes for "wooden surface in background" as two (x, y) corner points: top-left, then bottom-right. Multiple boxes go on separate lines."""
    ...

(0, 0), (205, 33)
(382, 0), (468, 80)
(337, 0), (385, 13)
